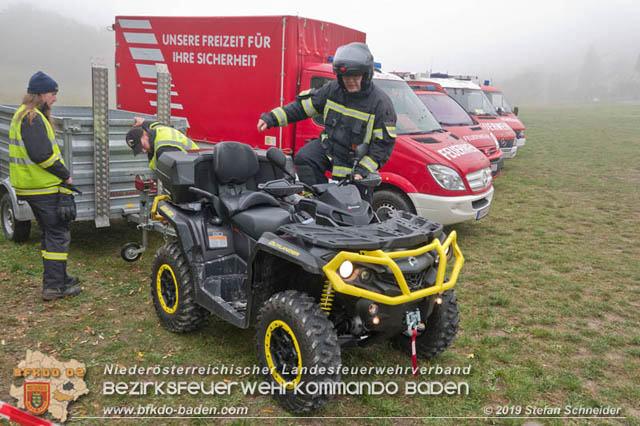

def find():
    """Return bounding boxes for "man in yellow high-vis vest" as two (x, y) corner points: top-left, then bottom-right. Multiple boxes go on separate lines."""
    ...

(9, 71), (81, 301)
(126, 117), (198, 170)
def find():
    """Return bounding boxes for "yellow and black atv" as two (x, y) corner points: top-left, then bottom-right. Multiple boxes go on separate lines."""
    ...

(150, 141), (464, 413)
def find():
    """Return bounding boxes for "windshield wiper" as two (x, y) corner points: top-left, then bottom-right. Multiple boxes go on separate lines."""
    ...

(440, 122), (469, 126)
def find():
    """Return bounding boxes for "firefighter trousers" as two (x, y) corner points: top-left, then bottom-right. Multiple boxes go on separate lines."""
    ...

(294, 138), (373, 204)
(22, 194), (71, 290)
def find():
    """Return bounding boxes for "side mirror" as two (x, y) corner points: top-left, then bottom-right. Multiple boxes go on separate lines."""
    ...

(266, 147), (288, 169)
(266, 147), (295, 180)
(513, 106), (519, 116)
(496, 107), (504, 115)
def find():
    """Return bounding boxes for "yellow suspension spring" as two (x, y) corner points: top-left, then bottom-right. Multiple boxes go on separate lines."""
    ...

(319, 281), (335, 314)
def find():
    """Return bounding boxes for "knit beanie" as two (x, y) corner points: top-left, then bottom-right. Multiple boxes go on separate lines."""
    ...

(27, 71), (59, 94)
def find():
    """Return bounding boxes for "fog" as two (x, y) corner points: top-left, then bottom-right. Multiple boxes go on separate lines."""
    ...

(2, 0), (640, 105)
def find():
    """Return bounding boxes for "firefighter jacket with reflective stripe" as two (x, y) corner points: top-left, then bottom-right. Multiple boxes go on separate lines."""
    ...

(261, 80), (397, 177)
(144, 122), (199, 170)
(9, 105), (70, 196)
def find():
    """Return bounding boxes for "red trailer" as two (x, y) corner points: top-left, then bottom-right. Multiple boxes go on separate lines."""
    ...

(114, 16), (493, 225)
(481, 83), (526, 147)
(114, 15), (365, 147)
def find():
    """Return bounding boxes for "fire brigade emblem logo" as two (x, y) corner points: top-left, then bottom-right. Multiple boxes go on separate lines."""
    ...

(10, 350), (89, 422)
(24, 382), (50, 415)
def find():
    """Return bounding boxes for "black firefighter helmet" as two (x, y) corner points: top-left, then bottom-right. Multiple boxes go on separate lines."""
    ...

(333, 42), (374, 91)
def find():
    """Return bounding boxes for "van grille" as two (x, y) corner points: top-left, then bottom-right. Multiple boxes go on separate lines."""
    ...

(466, 167), (492, 191)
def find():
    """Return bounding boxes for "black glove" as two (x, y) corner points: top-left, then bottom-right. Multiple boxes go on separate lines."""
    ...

(57, 193), (76, 222)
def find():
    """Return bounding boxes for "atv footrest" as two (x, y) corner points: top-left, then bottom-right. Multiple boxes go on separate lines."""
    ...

(196, 255), (248, 327)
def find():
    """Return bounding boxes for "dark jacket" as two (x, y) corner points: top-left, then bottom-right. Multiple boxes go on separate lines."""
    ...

(261, 80), (397, 176)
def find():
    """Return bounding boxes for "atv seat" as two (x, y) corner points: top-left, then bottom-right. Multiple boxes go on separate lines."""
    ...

(214, 142), (292, 239)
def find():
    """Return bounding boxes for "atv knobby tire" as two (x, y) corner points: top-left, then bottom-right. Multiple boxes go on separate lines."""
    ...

(151, 243), (207, 333)
(256, 290), (340, 414)
(397, 289), (460, 358)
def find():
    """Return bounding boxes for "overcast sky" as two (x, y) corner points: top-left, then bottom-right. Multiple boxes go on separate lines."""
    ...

(3, 0), (639, 81)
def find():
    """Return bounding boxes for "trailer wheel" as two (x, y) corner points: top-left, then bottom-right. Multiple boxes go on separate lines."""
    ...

(373, 189), (415, 221)
(151, 243), (207, 333)
(256, 290), (340, 414)
(120, 242), (142, 262)
(1, 193), (30, 242)
(396, 289), (460, 358)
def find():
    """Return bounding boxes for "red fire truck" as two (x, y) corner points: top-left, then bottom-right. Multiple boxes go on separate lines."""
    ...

(481, 83), (526, 146)
(403, 81), (504, 177)
(114, 15), (493, 225)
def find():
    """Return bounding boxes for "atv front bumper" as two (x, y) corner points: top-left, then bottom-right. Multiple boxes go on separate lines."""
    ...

(322, 231), (464, 306)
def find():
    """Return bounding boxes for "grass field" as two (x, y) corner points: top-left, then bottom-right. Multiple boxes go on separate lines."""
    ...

(1, 104), (639, 425)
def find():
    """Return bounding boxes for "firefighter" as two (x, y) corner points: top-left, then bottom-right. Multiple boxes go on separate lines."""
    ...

(9, 71), (81, 301)
(126, 117), (198, 170)
(257, 42), (397, 202)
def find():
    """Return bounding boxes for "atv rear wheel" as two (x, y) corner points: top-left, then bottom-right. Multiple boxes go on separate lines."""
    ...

(373, 189), (415, 221)
(256, 290), (340, 414)
(396, 289), (460, 358)
(151, 243), (207, 333)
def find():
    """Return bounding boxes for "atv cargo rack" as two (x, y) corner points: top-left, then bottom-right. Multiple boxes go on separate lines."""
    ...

(280, 210), (443, 250)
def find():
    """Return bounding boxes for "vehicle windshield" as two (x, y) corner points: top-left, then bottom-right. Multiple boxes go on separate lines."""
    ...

(484, 91), (513, 113)
(444, 87), (497, 116)
(375, 79), (442, 134)
(417, 93), (474, 126)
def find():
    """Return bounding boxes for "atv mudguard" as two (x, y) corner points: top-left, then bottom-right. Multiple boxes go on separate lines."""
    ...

(252, 232), (324, 275)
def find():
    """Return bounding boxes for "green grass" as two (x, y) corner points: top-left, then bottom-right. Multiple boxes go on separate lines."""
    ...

(1, 103), (639, 424)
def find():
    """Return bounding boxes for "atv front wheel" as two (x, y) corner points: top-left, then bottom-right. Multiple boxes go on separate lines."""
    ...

(151, 243), (207, 333)
(396, 289), (460, 358)
(256, 290), (340, 414)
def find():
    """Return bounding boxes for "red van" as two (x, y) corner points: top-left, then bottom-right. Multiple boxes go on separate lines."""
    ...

(407, 82), (504, 177)
(481, 83), (526, 146)
(400, 75), (518, 159)
(114, 15), (493, 224)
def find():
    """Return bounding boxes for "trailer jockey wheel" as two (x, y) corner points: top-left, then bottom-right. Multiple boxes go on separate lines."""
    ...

(120, 242), (142, 262)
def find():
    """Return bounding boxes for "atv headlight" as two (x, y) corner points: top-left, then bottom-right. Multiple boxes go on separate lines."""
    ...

(339, 261), (354, 279)
(427, 165), (465, 191)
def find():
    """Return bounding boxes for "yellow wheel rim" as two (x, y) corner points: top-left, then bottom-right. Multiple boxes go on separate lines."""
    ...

(156, 264), (179, 314)
(264, 320), (303, 389)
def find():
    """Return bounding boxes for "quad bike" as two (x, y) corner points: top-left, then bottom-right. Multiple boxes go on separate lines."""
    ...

(149, 141), (464, 413)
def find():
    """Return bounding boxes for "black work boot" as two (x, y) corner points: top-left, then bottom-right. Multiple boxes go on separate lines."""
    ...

(42, 285), (82, 301)
(66, 276), (80, 286)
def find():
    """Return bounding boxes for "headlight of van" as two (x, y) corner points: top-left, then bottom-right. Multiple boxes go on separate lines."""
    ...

(490, 133), (500, 150)
(427, 165), (465, 191)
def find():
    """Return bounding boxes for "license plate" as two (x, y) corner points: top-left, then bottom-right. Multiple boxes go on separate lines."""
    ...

(476, 205), (490, 220)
